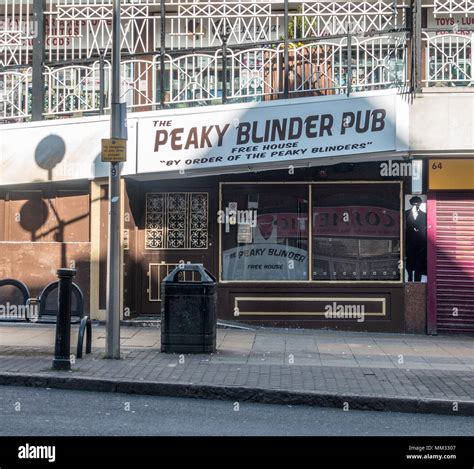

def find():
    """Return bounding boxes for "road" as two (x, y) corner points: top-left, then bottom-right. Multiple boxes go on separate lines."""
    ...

(0, 386), (472, 436)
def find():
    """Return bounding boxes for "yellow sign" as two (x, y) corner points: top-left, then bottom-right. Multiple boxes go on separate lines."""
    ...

(101, 138), (127, 162)
(429, 159), (474, 190)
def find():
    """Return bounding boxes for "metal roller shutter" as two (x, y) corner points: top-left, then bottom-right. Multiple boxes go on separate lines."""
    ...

(428, 193), (474, 333)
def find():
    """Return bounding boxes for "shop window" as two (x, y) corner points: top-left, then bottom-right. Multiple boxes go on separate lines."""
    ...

(145, 192), (208, 250)
(221, 184), (309, 281)
(312, 183), (401, 281)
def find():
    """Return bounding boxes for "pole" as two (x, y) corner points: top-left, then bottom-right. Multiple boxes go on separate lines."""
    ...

(160, 0), (166, 108)
(413, 0), (422, 93)
(52, 269), (76, 371)
(106, 0), (122, 359)
(99, 51), (105, 115)
(221, 34), (227, 104)
(32, 0), (45, 121)
(346, 25), (353, 97)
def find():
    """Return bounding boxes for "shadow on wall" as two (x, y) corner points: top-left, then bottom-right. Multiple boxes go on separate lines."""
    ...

(0, 134), (92, 313)
(34, 134), (66, 181)
(19, 199), (49, 242)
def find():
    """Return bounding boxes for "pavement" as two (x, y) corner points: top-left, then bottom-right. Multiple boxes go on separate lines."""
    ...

(0, 322), (472, 416)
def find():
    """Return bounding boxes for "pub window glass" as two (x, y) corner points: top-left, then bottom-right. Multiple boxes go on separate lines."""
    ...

(221, 184), (309, 281)
(312, 183), (401, 281)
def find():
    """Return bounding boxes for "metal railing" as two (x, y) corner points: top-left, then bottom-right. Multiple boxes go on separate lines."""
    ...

(1, 29), (411, 122)
(0, 68), (31, 121)
(422, 32), (473, 87)
(1, 0), (405, 62)
(76, 315), (92, 359)
(1, 0), (474, 124)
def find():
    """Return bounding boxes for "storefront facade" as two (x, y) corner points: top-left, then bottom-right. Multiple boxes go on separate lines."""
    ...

(120, 162), (417, 332)
(1, 87), (472, 335)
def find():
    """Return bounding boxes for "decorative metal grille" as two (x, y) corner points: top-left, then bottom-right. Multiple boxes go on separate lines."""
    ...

(145, 192), (208, 250)
(0, 0), (34, 66)
(166, 0), (282, 50)
(166, 52), (219, 104)
(121, 58), (156, 110)
(422, 32), (473, 85)
(39, 1), (409, 60)
(289, 0), (401, 38)
(288, 40), (346, 95)
(353, 33), (408, 90)
(44, 61), (108, 115)
(0, 68), (31, 121)
(288, 33), (408, 95)
(1, 0), (472, 123)
(45, 0), (161, 60)
(433, 0), (474, 16)
(229, 47), (282, 100)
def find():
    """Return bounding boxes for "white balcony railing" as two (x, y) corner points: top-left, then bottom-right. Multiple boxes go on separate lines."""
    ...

(0, 68), (31, 121)
(1, 0), (409, 65)
(422, 33), (473, 87)
(0, 0), (473, 123)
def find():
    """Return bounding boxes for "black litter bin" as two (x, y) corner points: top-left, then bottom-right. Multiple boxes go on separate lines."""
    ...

(161, 264), (217, 353)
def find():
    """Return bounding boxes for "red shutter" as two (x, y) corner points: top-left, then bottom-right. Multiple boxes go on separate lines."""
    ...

(430, 192), (474, 333)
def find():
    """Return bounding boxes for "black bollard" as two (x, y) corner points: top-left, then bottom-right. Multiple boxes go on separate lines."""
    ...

(52, 268), (76, 371)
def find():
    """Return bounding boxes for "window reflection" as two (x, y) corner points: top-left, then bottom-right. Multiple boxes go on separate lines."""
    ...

(221, 185), (309, 281)
(312, 184), (401, 281)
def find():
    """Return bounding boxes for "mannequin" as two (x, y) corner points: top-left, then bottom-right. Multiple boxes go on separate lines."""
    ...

(405, 196), (427, 281)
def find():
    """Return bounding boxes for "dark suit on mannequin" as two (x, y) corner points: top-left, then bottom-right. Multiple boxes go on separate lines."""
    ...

(405, 196), (427, 282)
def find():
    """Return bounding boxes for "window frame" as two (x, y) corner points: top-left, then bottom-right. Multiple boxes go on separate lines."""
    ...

(218, 181), (403, 284)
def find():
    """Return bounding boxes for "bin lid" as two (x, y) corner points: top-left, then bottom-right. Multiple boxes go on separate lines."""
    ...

(162, 264), (216, 284)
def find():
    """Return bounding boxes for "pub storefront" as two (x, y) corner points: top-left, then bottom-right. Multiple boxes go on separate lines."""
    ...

(122, 159), (425, 333)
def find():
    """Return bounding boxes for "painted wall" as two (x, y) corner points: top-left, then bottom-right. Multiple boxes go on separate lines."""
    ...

(0, 115), (138, 186)
(409, 89), (474, 156)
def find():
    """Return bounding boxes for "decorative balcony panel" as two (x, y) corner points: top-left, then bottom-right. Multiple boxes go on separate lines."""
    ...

(42, 1), (412, 61)
(0, 68), (31, 122)
(121, 58), (157, 110)
(422, 32), (473, 86)
(289, 0), (403, 38)
(0, 0), (34, 66)
(166, 52), (219, 104)
(166, 0), (283, 50)
(45, 0), (160, 60)
(229, 47), (282, 100)
(288, 40), (346, 95)
(44, 61), (109, 115)
(353, 33), (408, 90)
(0, 0), (472, 124)
(433, 0), (474, 16)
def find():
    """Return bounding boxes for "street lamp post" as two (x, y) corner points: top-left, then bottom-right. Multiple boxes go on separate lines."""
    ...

(105, 0), (124, 359)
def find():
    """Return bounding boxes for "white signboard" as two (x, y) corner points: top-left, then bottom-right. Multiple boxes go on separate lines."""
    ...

(137, 93), (397, 174)
(427, 8), (474, 36)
